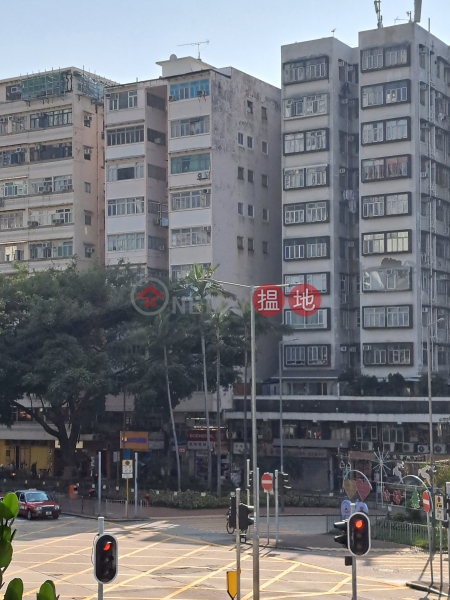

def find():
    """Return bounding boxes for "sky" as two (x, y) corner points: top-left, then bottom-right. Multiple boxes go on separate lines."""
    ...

(3, 0), (450, 87)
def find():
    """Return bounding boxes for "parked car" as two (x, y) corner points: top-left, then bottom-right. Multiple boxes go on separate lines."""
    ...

(15, 489), (61, 520)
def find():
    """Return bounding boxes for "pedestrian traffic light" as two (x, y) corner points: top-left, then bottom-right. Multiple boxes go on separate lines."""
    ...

(238, 503), (254, 530)
(348, 512), (371, 557)
(279, 471), (291, 491)
(333, 520), (348, 548)
(228, 495), (236, 530)
(94, 534), (118, 584)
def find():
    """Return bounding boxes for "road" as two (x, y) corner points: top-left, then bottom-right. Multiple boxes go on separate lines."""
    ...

(5, 513), (436, 599)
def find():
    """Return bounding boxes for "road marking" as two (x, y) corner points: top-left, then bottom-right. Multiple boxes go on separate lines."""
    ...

(327, 575), (352, 593)
(241, 562), (299, 600)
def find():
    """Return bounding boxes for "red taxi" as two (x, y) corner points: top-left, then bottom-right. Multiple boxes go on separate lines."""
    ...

(15, 489), (60, 520)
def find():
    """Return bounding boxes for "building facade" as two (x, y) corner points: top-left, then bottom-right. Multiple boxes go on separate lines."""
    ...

(0, 68), (110, 274)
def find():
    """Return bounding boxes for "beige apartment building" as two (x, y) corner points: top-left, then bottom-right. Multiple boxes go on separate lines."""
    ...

(0, 68), (112, 274)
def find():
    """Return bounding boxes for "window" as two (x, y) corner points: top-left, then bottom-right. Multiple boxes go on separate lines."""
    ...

(107, 232), (145, 251)
(247, 136), (253, 149)
(0, 212), (23, 230)
(28, 142), (72, 163)
(284, 272), (328, 294)
(171, 189), (211, 210)
(170, 116), (209, 138)
(109, 90), (138, 110)
(27, 175), (72, 195)
(30, 109), (72, 129)
(262, 141), (268, 154)
(361, 155), (410, 181)
(284, 236), (329, 260)
(308, 346), (328, 366)
(362, 193), (410, 218)
(107, 197), (145, 216)
(30, 240), (73, 260)
(386, 80), (408, 104)
(362, 233), (384, 254)
(238, 202), (244, 215)
(364, 307), (385, 328)
(284, 165), (328, 189)
(237, 236), (244, 249)
(387, 306), (410, 327)
(388, 343), (411, 365)
(261, 106), (267, 120)
(306, 129), (327, 151)
(385, 44), (408, 67)
(363, 345), (387, 365)
(285, 129), (327, 154)
(170, 153), (210, 174)
(262, 174), (268, 187)
(0, 179), (27, 198)
(285, 346), (306, 366)
(285, 308), (328, 329)
(248, 238), (254, 251)
(341, 310), (349, 329)
(283, 57), (328, 83)
(247, 101), (253, 114)
(284, 168), (304, 189)
(306, 165), (327, 186)
(107, 162), (144, 181)
(284, 94), (328, 119)
(171, 226), (211, 247)
(83, 146), (92, 160)
(362, 84), (383, 107)
(238, 167), (244, 180)
(248, 170), (254, 183)
(386, 231), (409, 253)
(148, 236), (166, 250)
(147, 128), (166, 145)
(262, 241), (268, 254)
(83, 212), (91, 226)
(262, 208), (269, 221)
(285, 132), (304, 154)
(148, 164), (166, 182)
(363, 267), (411, 293)
(362, 122), (384, 144)
(147, 93), (166, 111)
(361, 48), (383, 71)
(0, 245), (24, 262)
(386, 118), (408, 141)
(171, 263), (210, 280)
(83, 114), (91, 127)
(238, 132), (244, 146)
(84, 182), (91, 193)
(363, 230), (410, 255)
(248, 204), (254, 217)
(284, 201), (328, 225)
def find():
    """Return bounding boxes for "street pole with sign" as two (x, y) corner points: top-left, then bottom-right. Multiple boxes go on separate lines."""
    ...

(423, 489), (433, 584)
(261, 473), (273, 545)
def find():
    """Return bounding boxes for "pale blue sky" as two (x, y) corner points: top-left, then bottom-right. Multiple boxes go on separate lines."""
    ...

(3, 0), (449, 87)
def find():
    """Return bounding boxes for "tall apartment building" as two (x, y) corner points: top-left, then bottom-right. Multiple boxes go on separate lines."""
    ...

(280, 38), (360, 395)
(0, 68), (110, 273)
(279, 22), (450, 390)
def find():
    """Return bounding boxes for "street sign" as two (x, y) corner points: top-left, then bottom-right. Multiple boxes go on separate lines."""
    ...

(226, 570), (237, 599)
(436, 494), (446, 521)
(423, 490), (431, 513)
(355, 501), (369, 514)
(122, 459), (133, 479)
(261, 472), (273, 492)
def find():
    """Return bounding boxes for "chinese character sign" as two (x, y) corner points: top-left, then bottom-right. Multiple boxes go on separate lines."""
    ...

(252, 285), (284, 317)
(288, 284), (321, 317)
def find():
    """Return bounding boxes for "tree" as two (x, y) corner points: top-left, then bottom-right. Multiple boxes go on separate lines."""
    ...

(418, 374), (450, 397)
(0, 263), (136, 476)
(183, 264), (227, 491)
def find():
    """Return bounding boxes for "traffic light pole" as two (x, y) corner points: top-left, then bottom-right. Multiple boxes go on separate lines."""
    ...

(236, 488), (241, 600)
(98, 517), (104, 600)
(250, 287), (260, 600)
(350, 503), (357, 600)
(98, 451), (102, 517)
(134, 452), (138, 518)
(275, 469), (279, 547)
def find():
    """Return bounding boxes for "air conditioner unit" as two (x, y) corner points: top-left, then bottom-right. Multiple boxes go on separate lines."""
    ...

(105, 93), (111, 99)
(438, 112), (445, 120)
(348, 65), (354, 71)
(158, 245), (166, 251)
(349, 346), (357, 352)
(168, 95), (176, 101)
(417, 444), (430, 453)
(402, 442), (415, 452)
(197, 90), (206, 97)
(154, 138), (161, 144)
(85, 248), (95, 254)
(338, 60), (345, 67)
(84, 148), (91, 155)
(434, 443), (447, 454)
(363, 344), (372, 351)
(197, 170), (210, 180)
(27, 221), (39, 227)
(340, 345), (347, 351)
(10, 87), (19, 93)
(383, 442), (395, 453)
(361, 441), (373, 451)
(339, 168), (347, 174)
(42, 243), (51, 248)
(348, 241), (355, 247)
(436, 92), (443, 99)
(420, 83), (428, 90)
(0, 118), (5, 123)
(15, 148), (22, 153)
(8, 116), (13, 120)
(421, 172), (428, 178)
(341, 98), (348, 105)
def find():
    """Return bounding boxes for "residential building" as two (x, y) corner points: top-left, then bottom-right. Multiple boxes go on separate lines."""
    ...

(0, 68), (111, 273)
(280, 38), (360, 395)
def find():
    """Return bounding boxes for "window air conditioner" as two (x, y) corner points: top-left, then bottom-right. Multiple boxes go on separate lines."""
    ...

(417, 444), (430, 453)
(168, 95), (176, 101)
(197, 171), (210, 180)
(0, 118), (5, 123)
(15, 148), (22, 153)
(363, 344), (372, 351)
(197, 90), (206, 97)
(27, 221), (39, 227)
(85, 248), (95, 254)
(340, 345), (347, 351)
(361, 441), (373, 451)
(349, 346), (357, 352)
(436, 92), (443, 99)
(348, 241), (355, 247)
(434, 443), (447, 454)
(84, 148), (91, 154)
(402, 442), (415, 452)
(421, 172), (428, 178)
(420, 83), (428, 90)
(341, 98), (348, 104)
(338, 60), (345, 67)
(383, 442), (395, 453)
(105, 93), (111, 99)
(158, 245), (166, 251)
(339, 168), (347, 173)
(154, 138), (161, 144)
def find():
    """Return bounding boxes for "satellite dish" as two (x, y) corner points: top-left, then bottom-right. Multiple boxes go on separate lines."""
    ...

(170, 54), (177, 61)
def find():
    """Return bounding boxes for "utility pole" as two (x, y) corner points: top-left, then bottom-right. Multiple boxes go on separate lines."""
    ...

(250, 285), (260, 600)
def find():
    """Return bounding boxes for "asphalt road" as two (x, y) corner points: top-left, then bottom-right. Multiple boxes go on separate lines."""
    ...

(5, 513), (436, 599)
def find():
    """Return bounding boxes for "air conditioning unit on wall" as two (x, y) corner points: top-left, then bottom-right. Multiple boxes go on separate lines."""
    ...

(417, 444), (430, 453)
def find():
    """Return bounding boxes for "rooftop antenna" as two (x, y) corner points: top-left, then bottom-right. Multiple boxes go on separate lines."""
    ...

(177, 40), (209, 60)
(414, 0), (422, 22)
(374, 0), (383, 28)
(331, 29), (336, 37)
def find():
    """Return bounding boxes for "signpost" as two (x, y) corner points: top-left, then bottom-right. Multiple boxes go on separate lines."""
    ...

(275, 469), (279, 546)
(435, 493), (446, 586)
(122, 459), (133, 519)
(261, 473), (273, 544)
(423, 490), (433, 582)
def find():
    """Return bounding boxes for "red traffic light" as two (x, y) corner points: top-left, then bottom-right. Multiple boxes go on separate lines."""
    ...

(103, 542), (112, 551)
(355, 519), (364, 529)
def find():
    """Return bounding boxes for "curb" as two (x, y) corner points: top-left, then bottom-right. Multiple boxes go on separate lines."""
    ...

(406, 581), (448, 596)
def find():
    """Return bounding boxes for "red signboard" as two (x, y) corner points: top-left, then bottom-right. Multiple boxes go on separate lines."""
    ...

(261, 472), (273, 492)
(252, 285), (284, 317)
(288, 284), (321, 317)
(423, 491), (431, 513)
(187, 429), (226, 443)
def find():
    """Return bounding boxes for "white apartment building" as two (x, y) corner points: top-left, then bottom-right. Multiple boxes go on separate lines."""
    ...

(359, 22), (450, 381)
(280, 38), (360, 395)
(0, 68), (110, 273)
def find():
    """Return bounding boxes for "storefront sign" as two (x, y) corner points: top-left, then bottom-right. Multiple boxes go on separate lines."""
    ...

(120, 431), (148, 451)
(187, 429), (226, 443)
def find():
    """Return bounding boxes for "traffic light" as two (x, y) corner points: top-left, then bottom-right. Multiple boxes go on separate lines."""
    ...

(333, 520), (348, 548)
(348, 512), (371, 557)
(278, 471), (291, 491)
(238, 503), (254, 530)
(94, 534), (118, 584)
(228, 495), (236, 530)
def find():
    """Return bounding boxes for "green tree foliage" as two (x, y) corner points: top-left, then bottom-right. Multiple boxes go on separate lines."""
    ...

(418, 374), (450, 397)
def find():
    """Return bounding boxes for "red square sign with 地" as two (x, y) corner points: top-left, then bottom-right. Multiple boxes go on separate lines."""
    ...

(252, 285), (284, 317)
(288, 284), (321, 317)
